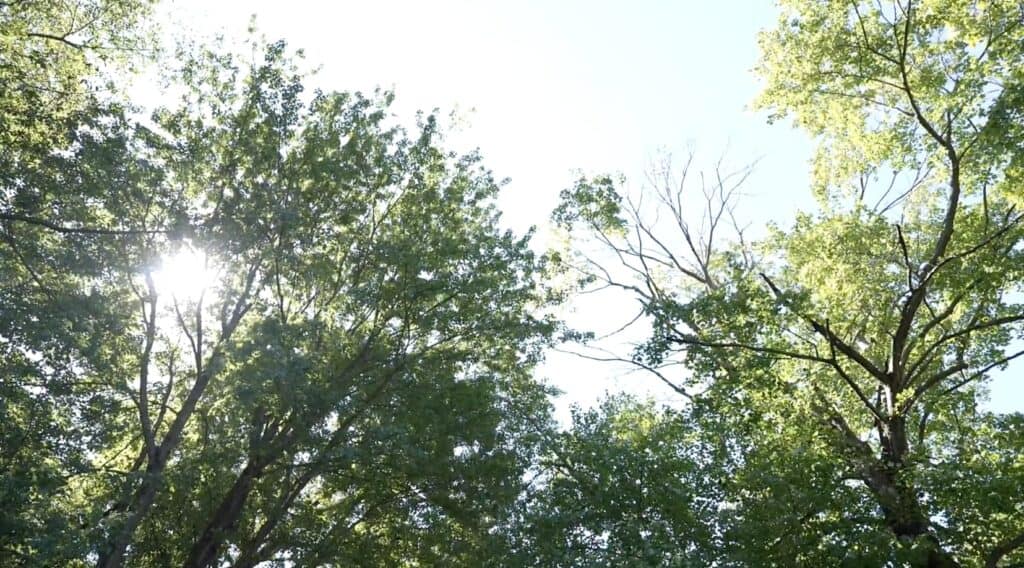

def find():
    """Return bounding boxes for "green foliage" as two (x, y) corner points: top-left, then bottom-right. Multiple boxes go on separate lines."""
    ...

(5, 1), (1024, 566)
(0, 0), (154, 151)
(756, 0), (1024, 206)
(508, 397), (721, 567)
(552, 1), (1024, 566)
(1, 22), (557, 567)
(552, 174), (629, 235)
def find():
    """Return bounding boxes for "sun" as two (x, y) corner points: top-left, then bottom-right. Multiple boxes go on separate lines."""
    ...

(152, 245), (216, 301)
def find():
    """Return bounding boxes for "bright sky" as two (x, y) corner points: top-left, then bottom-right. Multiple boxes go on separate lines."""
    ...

(154, 0), (1020, 420)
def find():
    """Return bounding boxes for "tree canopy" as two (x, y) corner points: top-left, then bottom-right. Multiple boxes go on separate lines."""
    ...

(2, 1), (1023, 567)
(2, 10), (556, 565)
(552, 0), (1024, 566)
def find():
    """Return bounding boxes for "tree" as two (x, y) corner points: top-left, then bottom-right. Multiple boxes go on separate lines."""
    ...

(553, 0), (1024, 565)
(1, 2), (157, 562)
(1, 35), (558, 566)
(507, 396), (722, 567)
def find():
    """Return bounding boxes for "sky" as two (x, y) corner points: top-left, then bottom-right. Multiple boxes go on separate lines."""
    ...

(152, 0), (1020, 420)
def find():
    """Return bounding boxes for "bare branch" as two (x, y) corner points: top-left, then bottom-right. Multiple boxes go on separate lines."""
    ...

(556, 347), (696, 401)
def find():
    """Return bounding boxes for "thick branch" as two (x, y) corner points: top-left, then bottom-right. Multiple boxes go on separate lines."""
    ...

(24, 31), (86, 49)
(0, 213), (169, 235)
(987, 529), (1024, 568)
(761, 273), (889, 384)
(671, 332), (833, 366)
(137, 272), (158, 459)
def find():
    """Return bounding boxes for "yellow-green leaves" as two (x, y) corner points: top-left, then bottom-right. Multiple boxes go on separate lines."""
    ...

(757, 0), (1024, 209)
(0, 0), (154, 150)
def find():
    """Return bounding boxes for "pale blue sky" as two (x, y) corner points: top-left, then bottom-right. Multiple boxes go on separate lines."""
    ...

(155, 1), (1019, 418)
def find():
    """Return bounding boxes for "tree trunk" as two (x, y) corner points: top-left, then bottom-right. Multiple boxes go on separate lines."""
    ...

(184, 459), (269, 568)
(865, 414), (960, 568)
(96, 461), (163, 568)
(97, 364), (220, 567)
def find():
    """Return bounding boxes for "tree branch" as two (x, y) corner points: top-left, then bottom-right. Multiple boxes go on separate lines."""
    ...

(24, 31), (86, 50)
(987, 529), (1024, 568)
(0, 213), (169, 235)
(761, 273), (889, 383)
(939, 348), (1024, 398)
